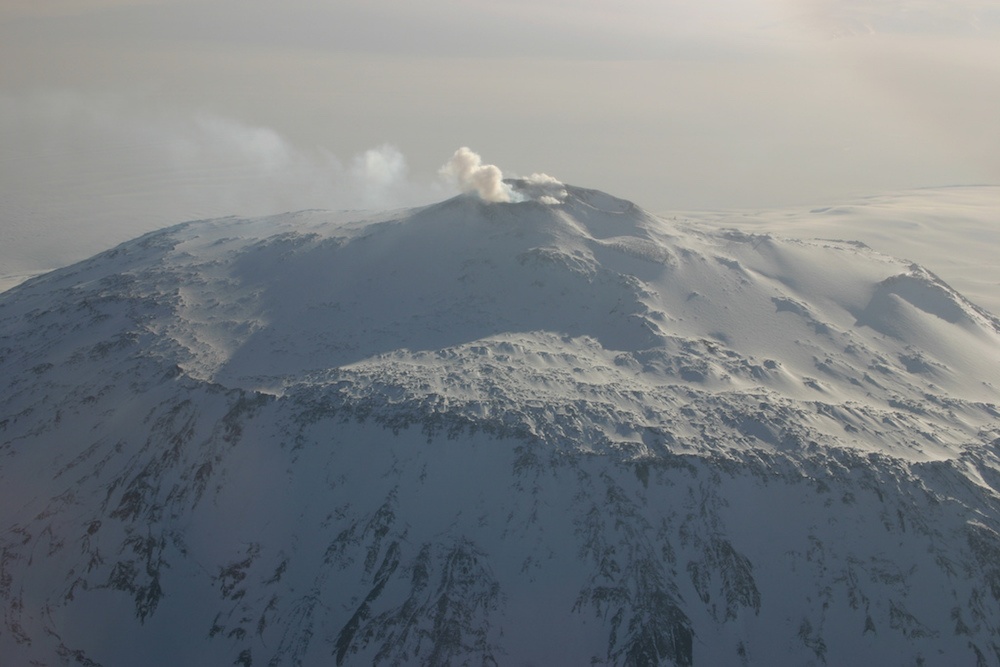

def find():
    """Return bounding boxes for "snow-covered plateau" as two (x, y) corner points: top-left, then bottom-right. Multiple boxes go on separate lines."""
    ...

(2, 180), (1000, 666)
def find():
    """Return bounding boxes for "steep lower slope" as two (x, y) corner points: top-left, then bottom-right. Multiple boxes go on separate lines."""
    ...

(2, 181), (1000, 666)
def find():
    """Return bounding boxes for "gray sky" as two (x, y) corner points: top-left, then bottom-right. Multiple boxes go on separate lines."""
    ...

(1, 0), (999, 277)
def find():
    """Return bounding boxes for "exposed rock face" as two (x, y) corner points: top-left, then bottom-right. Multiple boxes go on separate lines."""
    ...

(2, 183), (999, 665)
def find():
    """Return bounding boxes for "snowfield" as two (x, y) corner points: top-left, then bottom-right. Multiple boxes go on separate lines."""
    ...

(677, 185), (1000, 317)
(1, 180), (1000, 665)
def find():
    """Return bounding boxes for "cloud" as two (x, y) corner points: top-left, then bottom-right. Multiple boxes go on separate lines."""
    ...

(438, 147), (516, 203)
(349, 145), (413, 209)
(155, 115), (434, 214)
(0, 90), (443, 278)
(0, 0), (201, 19)
(0, 91), (440, 215)
(780, 0), (1000, 39)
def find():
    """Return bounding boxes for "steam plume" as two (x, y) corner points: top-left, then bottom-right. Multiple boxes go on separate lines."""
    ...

(0, 90), (448, 285)
(439, 147), (515, 203)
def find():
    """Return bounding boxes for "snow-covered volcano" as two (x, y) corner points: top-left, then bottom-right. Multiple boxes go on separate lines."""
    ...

(2, 181), (1000, 666)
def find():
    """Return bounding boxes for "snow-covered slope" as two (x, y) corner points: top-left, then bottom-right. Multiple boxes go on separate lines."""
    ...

(2, 181), (1000, 666)
(677, 185), (1000, 317)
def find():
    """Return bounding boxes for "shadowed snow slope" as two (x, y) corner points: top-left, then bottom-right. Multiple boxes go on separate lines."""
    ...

(2, 181), (1000, 666)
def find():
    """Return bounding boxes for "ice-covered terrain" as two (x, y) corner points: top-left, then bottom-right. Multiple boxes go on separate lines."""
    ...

(2, 180), (1000, 665)
(678, 185), (1000, 316)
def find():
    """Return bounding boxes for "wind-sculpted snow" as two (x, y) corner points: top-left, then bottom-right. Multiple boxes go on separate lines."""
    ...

(2, 183), (1000, 665)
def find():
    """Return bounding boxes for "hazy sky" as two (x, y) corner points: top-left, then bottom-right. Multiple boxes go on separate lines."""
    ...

(1, 0), (999, 277)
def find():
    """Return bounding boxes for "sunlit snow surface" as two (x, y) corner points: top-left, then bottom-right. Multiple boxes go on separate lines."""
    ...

(2, 181), (1000, 665)
(677, 185), (1000, 317)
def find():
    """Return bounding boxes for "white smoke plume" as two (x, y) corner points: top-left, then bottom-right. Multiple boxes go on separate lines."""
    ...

(522, 171), (567, 205)
(438, 147), (516, 203)
(0, 90), (445, 287)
